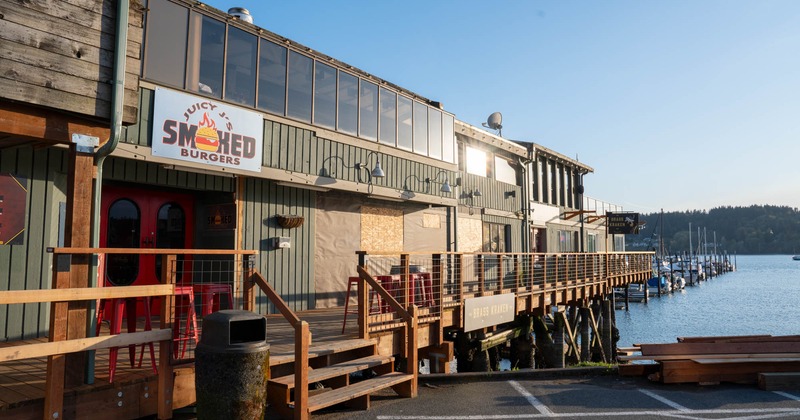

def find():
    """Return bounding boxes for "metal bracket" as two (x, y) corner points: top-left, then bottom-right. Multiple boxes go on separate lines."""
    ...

(71, 133), (99, 154)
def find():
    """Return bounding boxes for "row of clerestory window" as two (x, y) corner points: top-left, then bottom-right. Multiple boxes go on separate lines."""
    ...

(142, 0), (455, 163)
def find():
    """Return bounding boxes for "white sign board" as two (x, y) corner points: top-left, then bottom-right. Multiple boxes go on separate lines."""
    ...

(151, 87), (264, 173)
(464, 293), (516, 332)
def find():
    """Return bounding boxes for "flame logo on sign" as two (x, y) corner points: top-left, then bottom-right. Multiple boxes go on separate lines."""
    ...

(195, 112), (220, 152)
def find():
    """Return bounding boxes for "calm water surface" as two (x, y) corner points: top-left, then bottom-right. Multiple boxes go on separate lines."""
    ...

(615, 254), (800, 346)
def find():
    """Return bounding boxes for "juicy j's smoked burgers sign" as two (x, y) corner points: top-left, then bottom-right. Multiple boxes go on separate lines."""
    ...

(151, 87), (264, 173)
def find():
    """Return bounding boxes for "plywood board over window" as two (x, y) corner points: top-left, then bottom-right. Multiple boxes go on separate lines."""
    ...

(423, 213), (441, 229)
(361, 206), (403, 252)
(458, 216), (483, 252)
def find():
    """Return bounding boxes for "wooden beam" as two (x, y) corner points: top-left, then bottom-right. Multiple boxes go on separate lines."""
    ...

(0, 101), (110, 145)
(49, 247), (258, 255)
(0, 284), (174, 304)
(0, 329), (171, 361)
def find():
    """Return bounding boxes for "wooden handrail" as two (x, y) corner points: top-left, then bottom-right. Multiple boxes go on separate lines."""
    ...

(48, 247), (258, 255)
(0, 329), (171, 362)
(250, 272), (301, 326)
(250, 270), (311, 420)
(0, 284), (173, 305)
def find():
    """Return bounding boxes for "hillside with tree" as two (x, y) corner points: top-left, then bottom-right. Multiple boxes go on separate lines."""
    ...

(624, 205), (800, 255)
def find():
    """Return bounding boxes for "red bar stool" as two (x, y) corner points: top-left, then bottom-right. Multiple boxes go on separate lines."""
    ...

(98, 296), (157, 383)
(341, 276), (381, 334)
(173, 285), (199, 359)
(193, 283), (234, 317)
(375, 275), (400, 313)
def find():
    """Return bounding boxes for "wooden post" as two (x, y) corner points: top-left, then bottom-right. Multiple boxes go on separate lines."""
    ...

(158, 254), (177, 419)
(580, 306), (590, 362)
(294, 321), (310, 420)
(456, 254), (464, 314)
(44, 254), (71, 420)
(405, 305), (419, 397)
(601, 299), (613, 363)
(358, 273), (368, 339)
(243, 254), (255, 311)
(400, 254), (410, 308)
(477, 254), (485, 296)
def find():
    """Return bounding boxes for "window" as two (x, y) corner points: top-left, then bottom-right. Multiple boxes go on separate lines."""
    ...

(257, 40), (286, 115)
(495, 156), (516, 185)
(287, 51), (313, 122)
(587, 233), (597, 252)
(359, 81), (378, 140)
(413, 102), (428, 155)
(224, 27), (257, 106)
(466, 147), (487, 177)
(337, 72), (358, 135)
(313, 62), (337, 129)
(482, 223), (508, 252)
(442, 114), (455, 164)
(378, 88), (396, 145)
(428, 108), (442, 160)
(397, 95), (413, 151)
(558, 230), (573, 252)
(194, 15), (225, 97)
(143, 0), (187, 88)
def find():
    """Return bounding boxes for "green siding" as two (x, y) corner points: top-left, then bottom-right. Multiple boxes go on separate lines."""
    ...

(0, 146), (68, 341)
(241, 178), (315, 313)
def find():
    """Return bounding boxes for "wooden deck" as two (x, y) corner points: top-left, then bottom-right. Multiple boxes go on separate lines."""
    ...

(0, 307), (351, 419)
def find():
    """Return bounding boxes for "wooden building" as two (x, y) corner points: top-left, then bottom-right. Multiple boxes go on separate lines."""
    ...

(0, 1), (645, 418)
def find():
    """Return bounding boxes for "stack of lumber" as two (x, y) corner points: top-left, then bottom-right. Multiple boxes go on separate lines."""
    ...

(618, 335), (800, 385)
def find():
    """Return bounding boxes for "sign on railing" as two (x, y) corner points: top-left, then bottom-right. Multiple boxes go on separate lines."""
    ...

(464, 294), (515, 332)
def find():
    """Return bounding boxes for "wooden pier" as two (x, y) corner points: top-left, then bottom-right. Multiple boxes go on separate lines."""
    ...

(0, 248), (653, 419)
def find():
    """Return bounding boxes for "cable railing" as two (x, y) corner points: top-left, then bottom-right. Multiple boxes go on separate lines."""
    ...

(356, 251), (654, 335)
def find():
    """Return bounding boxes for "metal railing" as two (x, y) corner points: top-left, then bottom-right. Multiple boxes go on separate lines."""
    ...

(356, 251), (653, 334)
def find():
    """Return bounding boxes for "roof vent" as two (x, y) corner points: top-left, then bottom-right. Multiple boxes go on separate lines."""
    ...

(227, 7), (253, 24)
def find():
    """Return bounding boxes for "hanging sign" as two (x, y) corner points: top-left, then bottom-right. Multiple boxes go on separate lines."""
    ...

(152, 87), (264, 173)
(464, 294), (516, 332)
(607, 212), (640, 234)
(0, 173), (28, 245)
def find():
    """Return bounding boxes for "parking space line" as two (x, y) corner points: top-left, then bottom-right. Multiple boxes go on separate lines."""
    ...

(774, 391), (800, 402)
(376, 408), (800, 419)
(508, 380), (553, 416)
(639, 388), (690, 412)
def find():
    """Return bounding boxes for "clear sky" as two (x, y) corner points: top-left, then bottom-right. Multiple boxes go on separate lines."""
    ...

(204, 0), (800, 213)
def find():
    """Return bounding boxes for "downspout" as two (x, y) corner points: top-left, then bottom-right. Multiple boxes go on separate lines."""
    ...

(87, 0), (130, 382)
(519, 157), (531, 253)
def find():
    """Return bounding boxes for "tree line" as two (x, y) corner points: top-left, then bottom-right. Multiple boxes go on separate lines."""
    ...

(624, 205), (800, 255)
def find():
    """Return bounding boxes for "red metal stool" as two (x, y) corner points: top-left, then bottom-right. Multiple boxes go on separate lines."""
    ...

(98, 296), (157, 383)
(193, 283), (234, 316)
(375, 275), (400, 313)
(173, 285), (199, 359)
(341, 276), (381, 334)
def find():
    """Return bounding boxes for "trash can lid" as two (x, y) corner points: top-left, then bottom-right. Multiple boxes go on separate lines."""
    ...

(197, 310), (269, 353)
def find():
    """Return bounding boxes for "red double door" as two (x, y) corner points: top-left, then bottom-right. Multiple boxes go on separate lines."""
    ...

(100, 186), (195, 288)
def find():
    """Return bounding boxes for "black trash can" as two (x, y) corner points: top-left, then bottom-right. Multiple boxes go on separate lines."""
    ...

(195, 310), (269, 420)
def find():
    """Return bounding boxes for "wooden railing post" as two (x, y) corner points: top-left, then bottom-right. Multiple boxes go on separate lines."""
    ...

(456, 254), (464, 306)
(477, 254), (485, 296)
(243, 254), (255, 311)
(158, 254), (176, 419)
(294, 321), (310, 420)
(43, 253), (70, 420)
(406, 305), (419, 397)
(400, 254), (410, 308)
(432, 253), (442, 314)
(358, 272), (368, 339)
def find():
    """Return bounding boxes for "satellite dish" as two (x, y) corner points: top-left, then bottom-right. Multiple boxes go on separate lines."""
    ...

(482, 112), (503, 136)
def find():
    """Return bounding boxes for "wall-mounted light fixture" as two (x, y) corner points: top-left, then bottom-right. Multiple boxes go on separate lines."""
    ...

(403, 170), (452, 196)
(426, 170), (452, 194)
(319, 151), (385, 193)
(462, 188), (482, 215)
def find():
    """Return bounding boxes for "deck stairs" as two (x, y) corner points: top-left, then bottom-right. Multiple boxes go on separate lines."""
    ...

(268, 338), (415, 418)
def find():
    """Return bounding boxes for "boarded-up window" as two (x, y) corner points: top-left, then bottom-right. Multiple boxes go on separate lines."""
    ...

(457, 217), (482, 252)
(423, 213), (440, 229)
(361, 206), (402, 252)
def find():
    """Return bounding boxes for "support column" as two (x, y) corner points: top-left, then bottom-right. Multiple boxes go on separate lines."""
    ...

(601, 299), (613, 363)
(580, 306), (590, 362)
(549, 312), (566, 368)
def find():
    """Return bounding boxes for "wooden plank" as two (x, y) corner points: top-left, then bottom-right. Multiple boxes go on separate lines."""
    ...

(660, 360), (800, 384)
(758, 372), (800, 391)
(270, 354), (394, 387)
(0, 284), (174, 304)
(48, 247), (258, 255)
(677, 335), (773, 343)
(693, 358), (800, 364)
(619, 353), (800, 362)
(639, 342), (800, 356)
(0, 329), (171, 361)
(306, 372), (413, 413)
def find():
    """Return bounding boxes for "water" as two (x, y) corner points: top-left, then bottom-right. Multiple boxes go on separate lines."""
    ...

(615, 254), (800, 347)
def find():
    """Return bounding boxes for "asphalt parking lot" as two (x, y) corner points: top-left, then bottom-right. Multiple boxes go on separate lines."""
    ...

(307, 368), (800, 420)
